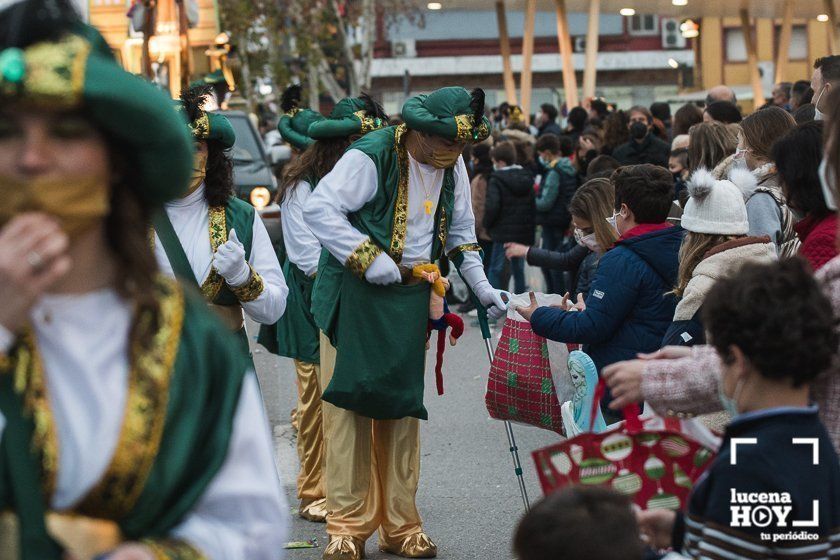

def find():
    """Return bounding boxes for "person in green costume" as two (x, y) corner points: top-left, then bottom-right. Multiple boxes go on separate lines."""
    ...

(0, 1), (287, 559)
(258, 86), (387, 524)
(304, 87), (507, 560)
(152, 85), (288, 358)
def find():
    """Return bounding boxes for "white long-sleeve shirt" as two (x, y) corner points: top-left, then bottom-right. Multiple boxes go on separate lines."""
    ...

(0, 290), (288, 559)
(154, 184), (288, 324)
(304, 150), (483, 273)
(280, 181), (321, 277)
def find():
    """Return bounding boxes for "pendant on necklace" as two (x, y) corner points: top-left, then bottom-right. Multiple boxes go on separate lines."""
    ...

(424, 199), (433, 215)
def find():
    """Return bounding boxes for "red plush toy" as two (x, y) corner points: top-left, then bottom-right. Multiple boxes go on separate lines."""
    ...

(413, 265), (465, 395)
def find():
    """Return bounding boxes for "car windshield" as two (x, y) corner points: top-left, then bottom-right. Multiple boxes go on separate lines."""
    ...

(224, 114), (263, 163)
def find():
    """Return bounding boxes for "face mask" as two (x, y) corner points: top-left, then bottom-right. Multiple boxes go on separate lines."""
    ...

(0, 174), (111, 238)
(538, 155), (548, 167)
(606, 213), (618, 232)
(819, 158), (838, 211)
(629, 121), (648, 140)
(574, 228), (600, 252)
(187, 150), (208, 195)
(718, 376), (745, 417)
(428, 148), (461, 169)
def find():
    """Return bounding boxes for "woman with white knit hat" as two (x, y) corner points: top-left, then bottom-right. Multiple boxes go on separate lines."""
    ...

(662, 167), (777, 347)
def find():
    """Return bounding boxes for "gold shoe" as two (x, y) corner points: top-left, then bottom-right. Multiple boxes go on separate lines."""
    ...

(323, 535), (366, 560)
(299, 497), (328, 523)
(379, 532), (437, 558)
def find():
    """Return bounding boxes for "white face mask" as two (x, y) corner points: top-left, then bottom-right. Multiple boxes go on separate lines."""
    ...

(574, 228), (601, 252)
(814, 85), (828, 121)
(819, 158), (838, 211)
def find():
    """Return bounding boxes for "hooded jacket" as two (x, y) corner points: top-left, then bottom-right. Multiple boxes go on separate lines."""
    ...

(535, 157), (578, 229)
(662, 236), (776, 347)
(484, 165), (536, 244)
(530, 225), (684, 375)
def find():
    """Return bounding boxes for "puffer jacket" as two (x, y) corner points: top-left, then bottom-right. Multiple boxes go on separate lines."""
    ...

(530, 224), (683, 376)
(484, 165), (536, 244)
(662, 236), (776, 347)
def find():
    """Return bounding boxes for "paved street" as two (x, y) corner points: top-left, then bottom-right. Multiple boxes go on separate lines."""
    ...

(251, 302), (560, 560)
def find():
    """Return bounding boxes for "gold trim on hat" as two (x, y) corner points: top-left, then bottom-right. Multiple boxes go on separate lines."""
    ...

(453, 114), (490, 143)
(354, 110), (384, 135)
(189, 113), (211, 140)
(6, 35), (92, 108)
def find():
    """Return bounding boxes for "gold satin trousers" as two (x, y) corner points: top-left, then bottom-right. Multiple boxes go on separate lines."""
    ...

(294, 359), (325, 502)
(318, 333), (424, 544)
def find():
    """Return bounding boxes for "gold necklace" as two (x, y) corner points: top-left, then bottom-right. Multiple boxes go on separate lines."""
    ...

(413, 158), (440, 215)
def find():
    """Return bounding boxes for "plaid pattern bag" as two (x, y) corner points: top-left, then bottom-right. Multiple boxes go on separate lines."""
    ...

(485, 316), (565, 435)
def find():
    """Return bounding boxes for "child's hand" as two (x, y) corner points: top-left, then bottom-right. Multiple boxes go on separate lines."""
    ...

(636, 508), (676, 550)
(602, 359), (645, 409)
(515, 291), (540, 322)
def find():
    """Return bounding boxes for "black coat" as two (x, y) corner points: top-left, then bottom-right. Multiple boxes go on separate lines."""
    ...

(612, 134), (670, 168)
(483, 166), (536, 245)
(538, 121), (563, 137)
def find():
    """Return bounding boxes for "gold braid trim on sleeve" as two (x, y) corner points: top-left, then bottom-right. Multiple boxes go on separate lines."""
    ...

(228, 264), (265, 302)
(447, 243), (483, 260)
(346, 238), (383, 278)
(142, 538), (208, 560)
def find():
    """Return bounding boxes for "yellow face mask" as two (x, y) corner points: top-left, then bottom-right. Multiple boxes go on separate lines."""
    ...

(418, 134), (462, 169)
(187, 150), (208, 195)
(0, 174), (111, 238)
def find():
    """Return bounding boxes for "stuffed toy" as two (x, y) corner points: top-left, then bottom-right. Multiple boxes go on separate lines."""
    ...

(412, 264), (465, 395)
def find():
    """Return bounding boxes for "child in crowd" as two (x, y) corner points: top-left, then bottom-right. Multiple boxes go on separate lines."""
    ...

(637, 259), (840, 559)
(513, 487), (645, 560)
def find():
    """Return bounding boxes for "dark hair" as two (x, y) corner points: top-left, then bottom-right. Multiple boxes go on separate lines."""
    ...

(741, 105), (796, 161)
(650, 101), (671, 122)
(513, 487), (643, 560)
(586, 154), (621, 177)
(704, 101), (742, 124)
(611, 164), (674, 222)
(559, 135), (574, 157)
(535, 133), (560, 154)
(703, 258), (838, 387)
(540, 103), (558, 122)
(567, 106), (588, 131)
(471, 142), (493, 180)
(792, 80), (814, 107)
(602, 110), (629, 151)
(204, 140), (234, 207)
(773, 121), (827, 217)
(490, 140), (517, 166)
(627, 106), (653, 124)
(590, 99), (609, 118)
(278, 136), (350, 203)
(793, 103), (816, 124)
(815, 55), (840, 83)
(774, 82), (793, 101)
(673, 103), (704, 136)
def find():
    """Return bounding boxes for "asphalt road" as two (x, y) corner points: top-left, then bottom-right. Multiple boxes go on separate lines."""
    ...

(250, 299), (560, 560)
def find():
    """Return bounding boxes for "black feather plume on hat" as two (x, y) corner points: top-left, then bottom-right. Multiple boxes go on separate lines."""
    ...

(360, 92), (389, 121)
(470, 88), (486, 125)
(180, 84), (213, 123)
(281, 84), (303, 114)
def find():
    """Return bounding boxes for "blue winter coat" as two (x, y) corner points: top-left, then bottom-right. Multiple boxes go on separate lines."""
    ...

(530, 226), (684, 375)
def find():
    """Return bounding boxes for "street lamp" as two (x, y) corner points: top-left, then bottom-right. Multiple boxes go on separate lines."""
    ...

(619, 8), (636, 16)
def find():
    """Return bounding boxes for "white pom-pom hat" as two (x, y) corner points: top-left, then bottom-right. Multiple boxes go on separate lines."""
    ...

(681, 167), (749, 235)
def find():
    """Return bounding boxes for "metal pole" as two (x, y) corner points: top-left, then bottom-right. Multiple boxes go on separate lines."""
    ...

(483, 337), (531, 512)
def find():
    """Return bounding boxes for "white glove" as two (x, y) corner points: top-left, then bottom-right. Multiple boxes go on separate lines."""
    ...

(214, 229), (251, 286)
(458, 251), (510, 321)
(364, 252), (401, 285)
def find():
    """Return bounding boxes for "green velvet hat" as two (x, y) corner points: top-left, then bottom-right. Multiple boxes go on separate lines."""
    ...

(0, 2), (192, 205)
(178, 85), (236, 149)
(189, 68), (230, 90)
(308, 93), (388, 140)
(277, 84), (324, 151)
(402, 87), (491, 143)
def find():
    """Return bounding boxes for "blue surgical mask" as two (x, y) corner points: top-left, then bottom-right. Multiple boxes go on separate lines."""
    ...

(717, 376), (744, 417)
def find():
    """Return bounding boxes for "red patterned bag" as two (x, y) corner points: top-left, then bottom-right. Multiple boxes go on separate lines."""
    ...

(485, 313), (565, 435)
(532, 382), (718, 510)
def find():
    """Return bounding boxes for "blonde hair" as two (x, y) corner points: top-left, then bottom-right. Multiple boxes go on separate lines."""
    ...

(687, 121), (739, 172)
(673, 231), (739, 296)
(569, 178), (619, 252)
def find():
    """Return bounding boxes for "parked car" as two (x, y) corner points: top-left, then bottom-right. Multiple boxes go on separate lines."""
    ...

(218, 110), (282, 247)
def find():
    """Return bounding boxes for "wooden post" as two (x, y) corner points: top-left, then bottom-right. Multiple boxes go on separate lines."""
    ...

(141, 0), (156, 79)
(775, 0), (794, 84)
(740, 9), (765, 110)
(554, 0), (579, 107)
(582, 0), (600, 102)
(826, 0), (840, 54)
(495, 0), (518, 106)
(176, 0), (191, 93)
(521, 0), (536, 123)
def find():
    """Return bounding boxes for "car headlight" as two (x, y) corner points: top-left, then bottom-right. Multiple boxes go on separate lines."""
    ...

(250, 187), (271, 209)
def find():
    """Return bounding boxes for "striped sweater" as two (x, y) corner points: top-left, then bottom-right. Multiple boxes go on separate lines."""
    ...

(673, 408), (840, 559)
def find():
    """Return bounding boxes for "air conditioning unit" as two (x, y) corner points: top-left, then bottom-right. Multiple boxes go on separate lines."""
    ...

(661, 18), (686, 49)
(573, 36), (586, 53)
(392, 39), (417, 58)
